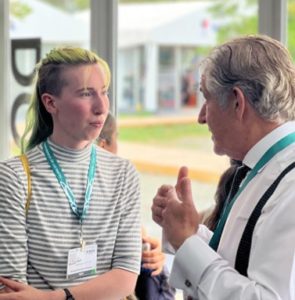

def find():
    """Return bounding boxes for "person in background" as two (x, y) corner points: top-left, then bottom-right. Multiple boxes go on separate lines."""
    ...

(0, 47), (141, 300)
(152, 35), (295, 300)
(201, 159), (240, 231)
(97, 112), (176, 300)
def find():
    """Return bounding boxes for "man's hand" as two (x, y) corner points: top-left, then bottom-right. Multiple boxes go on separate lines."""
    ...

(152, 166), (200, 250)
(152, 184), (172, 226)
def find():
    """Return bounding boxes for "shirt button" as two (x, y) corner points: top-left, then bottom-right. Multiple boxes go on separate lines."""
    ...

(185, 279), (192, 287)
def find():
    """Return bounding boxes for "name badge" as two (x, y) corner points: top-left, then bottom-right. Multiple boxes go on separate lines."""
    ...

(66, 243), (97, 279)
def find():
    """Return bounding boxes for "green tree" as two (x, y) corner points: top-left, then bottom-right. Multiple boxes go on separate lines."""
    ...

(38, 0), (90, 12)
(209, 0), (258, 44)
(10, 0), (32, 19)
(288, 1), (295, 59)
(210, 0), (295, 60)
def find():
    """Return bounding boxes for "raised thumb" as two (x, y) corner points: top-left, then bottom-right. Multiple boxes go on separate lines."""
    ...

(176, 166), (189, 186)
(179, 177), (193, 205)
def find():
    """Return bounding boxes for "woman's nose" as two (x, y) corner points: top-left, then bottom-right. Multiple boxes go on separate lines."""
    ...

(93, 94), (109, 115)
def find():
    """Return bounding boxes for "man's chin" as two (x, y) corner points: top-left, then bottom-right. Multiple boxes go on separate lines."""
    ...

(213, 145), (226, 156)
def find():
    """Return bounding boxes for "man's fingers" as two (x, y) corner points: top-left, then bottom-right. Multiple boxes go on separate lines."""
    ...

(177, 166), (189, 182)
(179, 177), (194, 205)
(176, 166), (189, 194)
(151, 203), (164, 225)
(151, 205), (163, 219)
(152, 195), (168, 209)
(152, 187), (173, 226)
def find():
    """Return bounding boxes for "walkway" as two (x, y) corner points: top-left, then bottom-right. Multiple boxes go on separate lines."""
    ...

(117, 115), (229, 184)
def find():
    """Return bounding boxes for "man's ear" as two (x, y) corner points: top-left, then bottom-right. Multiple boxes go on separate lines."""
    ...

(232, 87), (246, 121)
(41, 93), (56, 114)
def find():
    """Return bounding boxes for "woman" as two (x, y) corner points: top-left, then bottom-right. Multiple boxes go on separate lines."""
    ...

(0, 47), (141, 300)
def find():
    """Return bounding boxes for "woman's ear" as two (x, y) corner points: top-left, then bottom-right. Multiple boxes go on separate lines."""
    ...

(232, 87), (246, 121)
(41, 93), (56, 114)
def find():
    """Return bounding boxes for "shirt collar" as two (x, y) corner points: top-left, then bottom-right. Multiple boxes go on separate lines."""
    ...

(38, 139), (93, 164)
(243, 121), (295, 169)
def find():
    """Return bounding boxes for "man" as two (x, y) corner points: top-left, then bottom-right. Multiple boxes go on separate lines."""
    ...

(152, 35), (295, 300)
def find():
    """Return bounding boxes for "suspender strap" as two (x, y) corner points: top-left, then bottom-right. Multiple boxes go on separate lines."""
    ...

(19, 154), (32, 216)
(235, 161), (295, 276)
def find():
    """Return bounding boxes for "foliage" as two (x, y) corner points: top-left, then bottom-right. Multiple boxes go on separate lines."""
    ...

(10, 1), (32, 19)
(36, 0), (90, 12)
(209, 0), (258, 44)
(120, 0), (196, 2)
(210, 0), (295, 60)
(288, 2), (295, 59)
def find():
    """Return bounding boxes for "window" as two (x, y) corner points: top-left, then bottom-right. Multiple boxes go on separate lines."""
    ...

(9, 0), (91, 154)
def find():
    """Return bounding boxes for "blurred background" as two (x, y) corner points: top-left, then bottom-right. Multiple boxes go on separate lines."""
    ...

(2, 0), (295, 297)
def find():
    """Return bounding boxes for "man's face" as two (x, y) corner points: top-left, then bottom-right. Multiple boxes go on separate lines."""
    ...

(198, 76), (237, 157)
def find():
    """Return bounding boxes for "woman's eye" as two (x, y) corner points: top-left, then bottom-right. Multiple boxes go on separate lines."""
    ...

(81, 91), (93, 97)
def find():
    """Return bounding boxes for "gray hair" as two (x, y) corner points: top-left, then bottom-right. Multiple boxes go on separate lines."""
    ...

(201, 35), (295, 121)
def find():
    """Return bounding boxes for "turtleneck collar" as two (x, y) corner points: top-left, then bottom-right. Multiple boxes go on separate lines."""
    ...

(38, 139), (94, 164)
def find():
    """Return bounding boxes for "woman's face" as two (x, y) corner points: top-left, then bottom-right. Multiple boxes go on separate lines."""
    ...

(46, 63), (109, 149)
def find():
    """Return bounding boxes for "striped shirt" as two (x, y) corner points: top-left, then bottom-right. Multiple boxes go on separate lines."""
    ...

(0, 140), (141, 289)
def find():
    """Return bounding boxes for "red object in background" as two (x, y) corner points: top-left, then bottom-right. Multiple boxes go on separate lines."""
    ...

(202, 18), (210, 29)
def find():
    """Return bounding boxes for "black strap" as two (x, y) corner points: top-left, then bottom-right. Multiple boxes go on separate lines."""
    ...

(235, 162), (295, 276)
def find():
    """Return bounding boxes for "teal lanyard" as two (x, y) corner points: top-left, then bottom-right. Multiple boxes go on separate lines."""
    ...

(42, 140), (96, 222)
(209, 132), (295, 251)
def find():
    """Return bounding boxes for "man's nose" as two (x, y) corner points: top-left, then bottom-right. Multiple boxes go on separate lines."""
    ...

(198, 103), (207, 124)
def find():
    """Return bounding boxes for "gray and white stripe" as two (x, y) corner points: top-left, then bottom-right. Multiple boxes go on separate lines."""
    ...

(0, 141), (141, 290)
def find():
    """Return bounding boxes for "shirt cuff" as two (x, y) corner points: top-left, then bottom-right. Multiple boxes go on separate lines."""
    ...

(197, 224), (213, 243)
(169, 235), (220, 295)
(162, 225), (213, 255)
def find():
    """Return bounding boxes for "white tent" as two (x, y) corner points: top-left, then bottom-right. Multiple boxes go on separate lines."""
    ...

(10, 0), (217, 112)
(10, 0), (88, 44)
(118, 1), (216, 48)
(115, 2), (217, 112)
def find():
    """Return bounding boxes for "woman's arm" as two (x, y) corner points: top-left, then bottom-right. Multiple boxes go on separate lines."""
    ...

(0, 162), (28, 285)
(0, 269), (137, 300)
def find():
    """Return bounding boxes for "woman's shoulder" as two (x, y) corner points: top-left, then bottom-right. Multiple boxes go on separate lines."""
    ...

(96, 146), (138, 174)
(0, 146), (43, 172)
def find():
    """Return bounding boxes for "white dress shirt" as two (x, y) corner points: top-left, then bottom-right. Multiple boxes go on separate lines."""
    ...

(169, 122), (295, 300)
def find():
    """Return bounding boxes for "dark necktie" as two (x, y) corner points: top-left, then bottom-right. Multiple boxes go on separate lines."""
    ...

(209, 163), (251, 251)
(227, 164), (251, 204)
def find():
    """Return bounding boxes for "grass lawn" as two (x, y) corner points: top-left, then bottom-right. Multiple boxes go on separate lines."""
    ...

(118, 123), (210, 145)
